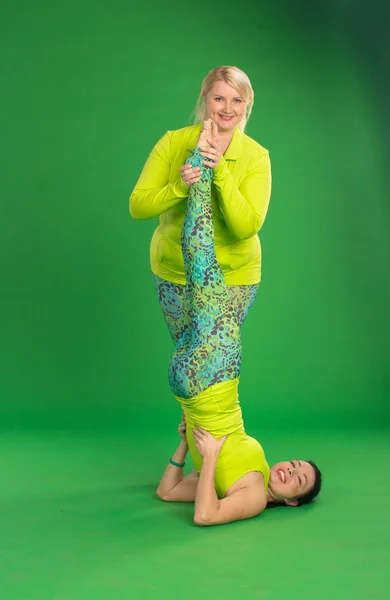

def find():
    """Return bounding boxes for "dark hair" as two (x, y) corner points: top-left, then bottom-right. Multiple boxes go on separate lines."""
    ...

(295, 460), (322, 506)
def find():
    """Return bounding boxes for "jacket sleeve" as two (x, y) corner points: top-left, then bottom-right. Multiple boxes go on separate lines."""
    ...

(212, 149), (272, 240)
(129, 131), (189, 220)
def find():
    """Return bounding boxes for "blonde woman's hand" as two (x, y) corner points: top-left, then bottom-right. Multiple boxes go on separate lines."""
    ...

(201, 121), (222, 169)
(201, 138), (222, 169)
(180, 164), (201, 186)
(192, 426), (228, 458)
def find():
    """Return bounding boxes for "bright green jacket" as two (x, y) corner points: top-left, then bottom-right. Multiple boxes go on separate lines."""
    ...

(130, 123), (272, 285)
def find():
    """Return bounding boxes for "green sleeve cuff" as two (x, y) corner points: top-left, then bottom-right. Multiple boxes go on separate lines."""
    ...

(213, 155), (229, 184)
(175, 178), (190, 197)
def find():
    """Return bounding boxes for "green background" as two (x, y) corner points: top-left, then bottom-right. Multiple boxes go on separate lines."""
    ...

(1, 1), (389, 598)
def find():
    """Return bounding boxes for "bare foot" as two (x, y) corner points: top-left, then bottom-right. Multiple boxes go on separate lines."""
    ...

(211, 120), (219, 145)
(196, 119), (212, 148)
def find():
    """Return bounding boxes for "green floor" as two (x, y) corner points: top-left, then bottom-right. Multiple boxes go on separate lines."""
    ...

(1, 427), (388, 599)
(1, 1), (389, 598)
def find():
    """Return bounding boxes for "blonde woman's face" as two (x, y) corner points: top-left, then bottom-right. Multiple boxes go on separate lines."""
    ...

(205, 81), (247, 132)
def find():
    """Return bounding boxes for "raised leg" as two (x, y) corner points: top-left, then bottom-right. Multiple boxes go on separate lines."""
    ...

(153, 275), (259, 345)
(168, 148), (242, 399)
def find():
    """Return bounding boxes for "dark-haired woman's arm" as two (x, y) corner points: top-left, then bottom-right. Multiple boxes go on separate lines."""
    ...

(156, 417), (198, 503)
(192, 427), (266, 526)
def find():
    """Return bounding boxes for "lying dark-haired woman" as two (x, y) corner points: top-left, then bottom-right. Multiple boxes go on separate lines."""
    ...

(156, 125), (322, 526)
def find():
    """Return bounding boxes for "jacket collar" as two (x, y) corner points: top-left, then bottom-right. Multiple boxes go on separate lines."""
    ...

(186, 124), (243, 160)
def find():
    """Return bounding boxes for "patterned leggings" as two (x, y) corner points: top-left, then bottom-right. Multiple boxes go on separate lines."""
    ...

(153, 276), (258, 345)
(168, 148), (248, 400)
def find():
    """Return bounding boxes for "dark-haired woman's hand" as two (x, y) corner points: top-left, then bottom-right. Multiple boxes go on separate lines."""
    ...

(192, 426), (227, 458)
(178, 412), (187, 442)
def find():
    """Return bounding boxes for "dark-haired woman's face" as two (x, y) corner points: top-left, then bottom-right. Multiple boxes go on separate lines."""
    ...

(268, 460), (316, 505)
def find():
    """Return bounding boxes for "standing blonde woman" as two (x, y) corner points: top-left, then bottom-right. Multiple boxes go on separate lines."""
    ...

(129, 66), (272, 344)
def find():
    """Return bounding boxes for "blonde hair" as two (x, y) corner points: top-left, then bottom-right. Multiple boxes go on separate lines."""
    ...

(193, 66), (254, 132)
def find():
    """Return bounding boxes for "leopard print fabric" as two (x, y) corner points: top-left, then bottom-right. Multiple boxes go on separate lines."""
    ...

(168, 148), (245, 399)
(153, 275), (258, 345)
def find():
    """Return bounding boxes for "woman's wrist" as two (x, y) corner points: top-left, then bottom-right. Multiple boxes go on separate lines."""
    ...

(170, 439), (188, 464)
(202, 452), (219, 464)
